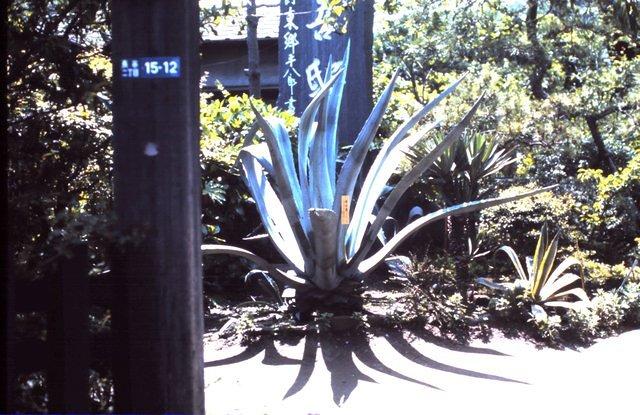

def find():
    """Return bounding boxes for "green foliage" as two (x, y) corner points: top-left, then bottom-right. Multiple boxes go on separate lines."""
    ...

(571, 249), (630, 286)
(577, 152), (640, 252)
(8, 1), (114, 280)
(375, 0), (640, 265)
(200, 87), (297, 244)
(590, 289), (629, 334)
(480, 185), (585, 253)
(390, 255), (472, 342)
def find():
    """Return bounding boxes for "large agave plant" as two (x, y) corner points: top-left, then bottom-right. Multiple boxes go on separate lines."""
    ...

(203, 51), (552, 292)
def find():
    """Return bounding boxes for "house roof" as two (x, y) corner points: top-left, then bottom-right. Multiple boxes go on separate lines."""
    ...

(201, 0), (280, 41)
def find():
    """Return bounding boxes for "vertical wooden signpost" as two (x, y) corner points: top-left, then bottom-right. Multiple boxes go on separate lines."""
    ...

(111, 1), (204, 413)
(278, 0), (374, 145)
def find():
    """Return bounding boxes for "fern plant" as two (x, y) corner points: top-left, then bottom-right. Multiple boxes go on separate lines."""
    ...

(478, 224), (590, 309)
(203, 50), (551, 293)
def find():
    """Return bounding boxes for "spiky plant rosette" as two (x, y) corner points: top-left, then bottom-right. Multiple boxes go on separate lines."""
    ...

(203, 48), (552, 293)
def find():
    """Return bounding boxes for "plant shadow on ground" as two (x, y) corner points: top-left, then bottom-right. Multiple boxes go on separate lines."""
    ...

(204, 325), (526, 406)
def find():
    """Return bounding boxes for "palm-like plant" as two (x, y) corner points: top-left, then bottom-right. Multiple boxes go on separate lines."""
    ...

(478, 224), (590, 308)
(425, 131), (516, 207)
(203, 50), (552, 293)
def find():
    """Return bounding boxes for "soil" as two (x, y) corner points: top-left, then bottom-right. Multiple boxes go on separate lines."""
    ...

(203, 327), (640, 414)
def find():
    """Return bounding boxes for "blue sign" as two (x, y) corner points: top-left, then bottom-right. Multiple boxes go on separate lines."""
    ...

(121, 57), (181, 78)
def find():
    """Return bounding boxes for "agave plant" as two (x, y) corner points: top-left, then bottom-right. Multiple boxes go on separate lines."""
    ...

(203, 49), (552, 293)
(423, 130), (516, 207)
(409, 130), (516, 253)
(478, 224), (590, 309)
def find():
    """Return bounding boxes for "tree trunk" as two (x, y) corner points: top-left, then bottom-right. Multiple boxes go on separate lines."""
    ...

(526, 0), (551, 100)
(586, 115), (617, 174)
(246, 0), (261, 98)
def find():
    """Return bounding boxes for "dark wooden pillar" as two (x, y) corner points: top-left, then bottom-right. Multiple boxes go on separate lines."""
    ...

(111, 1), (204, 413)
(278, 0), (374, 145)
(47, 244), (90, 413)
(1, 0), (12, 409)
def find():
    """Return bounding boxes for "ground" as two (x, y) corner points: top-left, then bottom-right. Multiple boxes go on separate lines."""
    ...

(203, 327), (640, 414)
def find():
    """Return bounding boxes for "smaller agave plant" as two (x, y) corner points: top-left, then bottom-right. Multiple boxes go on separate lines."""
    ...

(478, 224), (590, 310)
(203, 46), (552, 294)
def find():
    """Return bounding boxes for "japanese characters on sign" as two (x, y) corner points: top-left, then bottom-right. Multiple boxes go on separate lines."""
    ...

(280, 0), (345, 114)
(282, 0), (300, 112)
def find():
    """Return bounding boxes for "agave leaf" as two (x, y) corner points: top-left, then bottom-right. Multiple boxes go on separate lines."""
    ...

(244, 269), (282, 303)
(309, 90), (333, 208)
(324, 44), (350, 191)
(345, 76), (468, 257)
(476, 277), (512, 291)
(532, 223), (549, 283)
(532, 232), (559, 297)
(333, 69), (400, 210)
(298, 68), (346, 212)
(349, 94), (485, 263)
(544, 257), (580, 288)
(251, 105), (311, 248)
(497, 246), (528, 282)
(241, 142), (274, 176)
(530, 304), (548, 322)
(539, 273), (582, 301)
(353, 186), (556, 277)
(332, 69), (401, 262)
(545, 287), (590, 303)
(544, 300), (590, 309)
(201, 244), (309, 287)
(346, 120), (440, 258)
(525, 256), (534, 285)
(238, 149), (307, 273)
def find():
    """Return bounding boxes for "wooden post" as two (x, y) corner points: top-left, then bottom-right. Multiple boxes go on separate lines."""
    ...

(278, 0), (374, 145)
(1, 0), (13, 408)
(111, 1), (204, 413)
(246, 0), (262, 98)
(47, 244), (90, 413)
(1, 251), (14, 414)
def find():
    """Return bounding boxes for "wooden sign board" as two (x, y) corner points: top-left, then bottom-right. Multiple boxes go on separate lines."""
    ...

(278, 0), (374, 145)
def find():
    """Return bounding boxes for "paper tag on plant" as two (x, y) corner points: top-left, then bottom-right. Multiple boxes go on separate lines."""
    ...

(341, 195), (350, 224)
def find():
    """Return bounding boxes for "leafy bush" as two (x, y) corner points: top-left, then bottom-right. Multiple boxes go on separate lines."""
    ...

(479, 184), (585, 253)
(621, 282), (640, 326)
(576, 152), (640, 261)
(589, 289), (628, 335)
(393, 255), (471, 342)
(563, 306), (600, 343)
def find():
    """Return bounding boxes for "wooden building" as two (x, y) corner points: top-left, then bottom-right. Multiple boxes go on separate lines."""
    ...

(200, 0), (280, 102)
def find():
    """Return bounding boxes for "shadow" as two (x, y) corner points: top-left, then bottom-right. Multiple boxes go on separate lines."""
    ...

(412, 329), (511, 357)
(351, 334), (440, 390)
(319, 330), (377, 406)
(384, 331), (528, 384)
(205, 325), (526, 407)
(283, 330), (319, 399)
(205, 337), (302, 368)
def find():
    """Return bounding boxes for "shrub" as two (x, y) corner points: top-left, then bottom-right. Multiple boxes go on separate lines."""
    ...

(479, 184), (585, 253)
(590, 289), (628, 335)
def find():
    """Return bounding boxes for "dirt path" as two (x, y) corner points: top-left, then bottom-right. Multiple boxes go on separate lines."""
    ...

(204, 329), (640, 414)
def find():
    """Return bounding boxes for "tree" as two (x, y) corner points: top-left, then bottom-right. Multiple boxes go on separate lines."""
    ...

(375, 0), (639, 262)
(7, 0), (113, 278)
